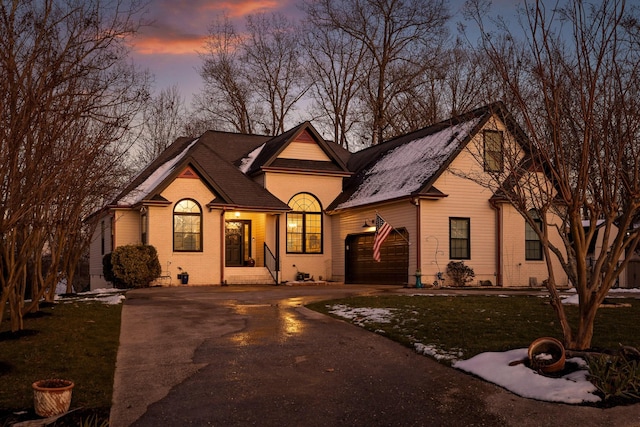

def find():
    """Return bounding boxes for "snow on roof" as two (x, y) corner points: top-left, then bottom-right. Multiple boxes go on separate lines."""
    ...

(118, 138), (199, 206)
(336, 118), (481, 209)
(238, 143), (265, 173)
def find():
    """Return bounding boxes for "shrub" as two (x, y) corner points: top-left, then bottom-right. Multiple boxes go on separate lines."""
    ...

(109, 244), (161, 288)
(102, 253), (120, 287)
(446, 261), (475, 287)
(587, 350), (640, 401)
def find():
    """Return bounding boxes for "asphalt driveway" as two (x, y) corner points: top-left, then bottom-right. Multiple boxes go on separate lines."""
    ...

(110, 285), (640, 427)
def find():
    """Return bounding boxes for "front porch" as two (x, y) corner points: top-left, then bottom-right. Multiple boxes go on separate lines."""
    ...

(223, 211), (280, 285)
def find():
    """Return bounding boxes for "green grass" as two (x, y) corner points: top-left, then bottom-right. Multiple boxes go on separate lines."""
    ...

(2, 292), (637, 421)
(306, 294), (640, 362)
(0, 300), (122, 424)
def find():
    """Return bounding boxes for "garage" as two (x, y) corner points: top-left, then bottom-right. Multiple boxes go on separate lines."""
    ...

(345, 229), (409, 285)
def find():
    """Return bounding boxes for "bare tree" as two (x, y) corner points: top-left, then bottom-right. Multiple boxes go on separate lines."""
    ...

(465, 0), (640, 349)
(244, 13), (310, 135)
(197, 14), (255, 134)
(197, 12), (308, 136)
(134, 85), (186, 169)
(0, 0), (148, 331)
(441, 40), (496, 118)
(304, 0), (450, 145)
(301, 10), (367, 149)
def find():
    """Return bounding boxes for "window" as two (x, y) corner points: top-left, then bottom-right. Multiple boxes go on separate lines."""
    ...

(101, 220), (105, 255)
(173, 199), (202, 251)
(287, 193), (322, 253)
(110, 216), (114, 252)
(450, 218), (470, 259)
(525, 210), (543, 260)
(141, 210), (148, 245)
(484, 130), (503, 172)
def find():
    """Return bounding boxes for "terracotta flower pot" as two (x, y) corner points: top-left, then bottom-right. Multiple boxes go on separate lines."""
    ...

(528, 337), (566, 373)
(32, 379), (74, 417)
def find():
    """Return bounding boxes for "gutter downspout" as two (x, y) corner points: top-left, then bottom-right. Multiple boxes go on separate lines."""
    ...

(220, 209), (226, 285)
(415, 198), (421, 286)
(275, 214), (280, 285)
(490, 200), (502, 287)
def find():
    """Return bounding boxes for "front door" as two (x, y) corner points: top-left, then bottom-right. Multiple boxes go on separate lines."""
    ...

(225, 220), (251, 267)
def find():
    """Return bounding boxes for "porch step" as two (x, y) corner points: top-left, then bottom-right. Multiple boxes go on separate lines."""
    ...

(225, 267), (276, 285)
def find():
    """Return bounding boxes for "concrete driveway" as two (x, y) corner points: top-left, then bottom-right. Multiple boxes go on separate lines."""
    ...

(110, 285), (640, 427)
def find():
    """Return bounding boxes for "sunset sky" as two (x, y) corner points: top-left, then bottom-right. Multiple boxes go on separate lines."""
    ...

(129, 0), (516, 106)
(130, 0), (303, 105)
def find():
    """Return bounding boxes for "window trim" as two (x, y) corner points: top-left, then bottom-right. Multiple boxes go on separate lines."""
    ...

(286, 192), (323, 254)
(483, 129), (504, 173)
(449, 217), (470, 260)
(525, 210), (543, 261)
(173, 198), (203, 252)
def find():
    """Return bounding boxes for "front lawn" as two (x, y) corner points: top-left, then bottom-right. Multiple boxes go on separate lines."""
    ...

(0, 299), (122, 426)
(306, 294), (640, 362)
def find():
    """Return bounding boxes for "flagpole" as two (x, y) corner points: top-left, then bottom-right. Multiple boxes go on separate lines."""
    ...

(375, 211), (411, 245)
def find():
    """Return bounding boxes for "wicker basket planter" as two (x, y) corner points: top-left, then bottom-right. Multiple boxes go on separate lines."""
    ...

(32, 379), (74, 417)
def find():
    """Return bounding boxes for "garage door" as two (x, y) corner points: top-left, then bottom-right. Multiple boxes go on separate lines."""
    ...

(345, 229), (409, 285)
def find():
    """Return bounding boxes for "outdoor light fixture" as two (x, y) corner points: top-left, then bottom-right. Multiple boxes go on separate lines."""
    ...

(362, 219), (376, 232)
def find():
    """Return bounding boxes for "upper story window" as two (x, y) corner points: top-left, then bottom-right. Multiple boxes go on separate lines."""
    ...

(525, 209), (543, 260)
(450, 217), (470, 259)
(174, 199), (202, 252)
(484, 130), (504, 172)
(287, 193), (322, 254)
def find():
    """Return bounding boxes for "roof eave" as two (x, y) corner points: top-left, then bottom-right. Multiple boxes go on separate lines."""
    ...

(327, 195), (415, 214)
(258, 166), (352, 177)
(206, 202), (290, 213)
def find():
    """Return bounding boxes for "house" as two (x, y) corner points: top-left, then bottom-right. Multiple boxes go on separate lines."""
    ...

(88, 102), (573, 289)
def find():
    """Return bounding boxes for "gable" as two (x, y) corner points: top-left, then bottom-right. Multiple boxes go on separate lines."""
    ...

(241, 123), (351, 176)
(160, 170), (217, 203)
(277, 130), (332, 162)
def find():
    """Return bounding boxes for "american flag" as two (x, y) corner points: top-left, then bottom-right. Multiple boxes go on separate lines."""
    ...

(373, 214), (392, 262)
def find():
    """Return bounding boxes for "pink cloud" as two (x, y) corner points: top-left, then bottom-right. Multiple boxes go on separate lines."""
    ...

(133, 0), (298, 56)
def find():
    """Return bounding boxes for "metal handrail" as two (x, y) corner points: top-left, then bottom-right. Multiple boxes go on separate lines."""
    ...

(264, 243), (278, 284)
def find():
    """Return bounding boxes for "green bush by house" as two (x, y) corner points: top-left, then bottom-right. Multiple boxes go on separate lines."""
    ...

(103, 244), (161, 288)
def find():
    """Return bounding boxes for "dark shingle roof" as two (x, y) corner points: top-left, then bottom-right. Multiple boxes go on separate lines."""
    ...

(198, 130), (271, 163)
(111, 132), (289, 211)
(328, 103), (512, 211)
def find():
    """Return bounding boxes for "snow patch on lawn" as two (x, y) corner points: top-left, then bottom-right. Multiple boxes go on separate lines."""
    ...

(55, 283), (125, 305)
(326, 303), (601, 404)
(415, 343), (463, 361)
(328, 304), (394, 326)
(453, 349), (600, 404)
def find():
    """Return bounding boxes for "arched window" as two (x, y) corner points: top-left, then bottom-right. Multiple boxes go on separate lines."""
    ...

(174, 199), (202, 251)
(525, 209), (543, 260)
(287, 193), (322, 254)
